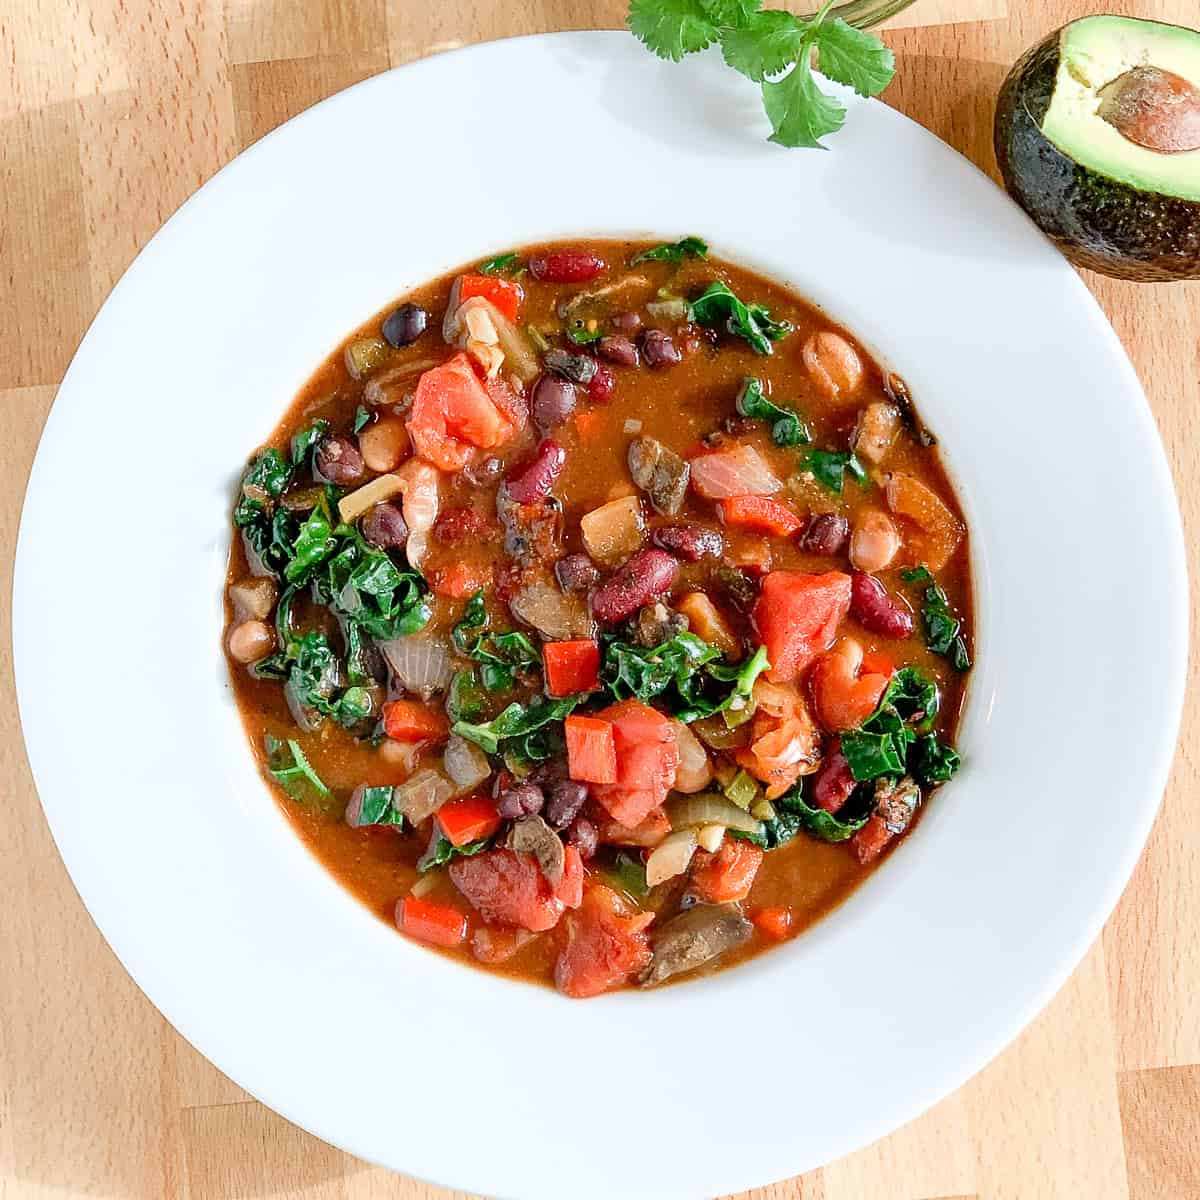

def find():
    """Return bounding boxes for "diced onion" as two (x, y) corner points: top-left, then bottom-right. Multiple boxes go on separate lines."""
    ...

(645, 830), (699, 887)
(671, 721), (712, 794)
(337, 473), (404, 523)
(667, 793), (765, 839)
(696, 824), (726, 853)
(443, 734), (491, 794)
(646, 299), (689, 322)
(380, 633), (453, 696)
(623, 418), (643, 434)
(409, 871), (441, 897)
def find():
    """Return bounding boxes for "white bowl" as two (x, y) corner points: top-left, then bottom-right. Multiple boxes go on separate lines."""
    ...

(13, 31), (1187, 1200)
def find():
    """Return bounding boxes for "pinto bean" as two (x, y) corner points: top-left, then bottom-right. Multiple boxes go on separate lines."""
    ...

(597, 336), (639, 366)
(849, 510), (901, 572)
(227, 620), (274, 664)
(528, 250), (608, 283)
(850, 571), (915, 639)
(503, 439), (566, 505)
(358, 416), (409, 473)
(652, 524), (724, 561)
(590, 549), (679, 625)
(799, 512), (849, 557)
(315, 435), (365, 485)
(802, 331), (864, 403)
(555, 552), (601, 593)
(813, 740), (856, 814)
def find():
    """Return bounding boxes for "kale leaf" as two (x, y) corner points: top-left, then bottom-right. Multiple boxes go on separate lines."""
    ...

(901, 566), (971, 671)
(264, 734), (329, 803)
(804, 448), (868, 494)
(736, 376), (810, 447)
(452, 590), (541, 691)
(354, 785), (404, 827)
(418, 834), (492, 873)
(452, 694), (585, 757)
(630, 236), (709, 264)
(688, 280), (792, 355)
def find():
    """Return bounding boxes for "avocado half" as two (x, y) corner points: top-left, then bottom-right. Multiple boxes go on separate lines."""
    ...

(995, 15), (1200, 281)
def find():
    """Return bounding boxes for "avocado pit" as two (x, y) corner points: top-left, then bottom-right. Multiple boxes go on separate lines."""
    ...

(1097, 65), (1200, 154)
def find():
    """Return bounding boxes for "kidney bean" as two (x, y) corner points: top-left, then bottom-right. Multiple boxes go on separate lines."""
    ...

(531, 374), (577, 433)
(610, 310), (643, 334)
(652, 524), (723, 561)
(315, 434), (364, 485)
(597, 336), (639, 367)
(360, 501), (409, 550)
(587, 363), (615, 403)
(555, 552), (601, 593)
(590, 549), (679, 624)
(641, 329), (681, 368)
(799, 512), (849, 557)
(545, 780), (588, 830)
(850, 571), (915, 639)
(381, 302), (427, 347)
(813, 740), (856, 814)
(496, 781), (545, 820)
(504, 439), (566, 504)
(528, 250), (607, 283)
(566, 815), (599, 860)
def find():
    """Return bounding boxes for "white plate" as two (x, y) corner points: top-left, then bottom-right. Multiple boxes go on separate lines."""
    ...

(13, 31), (1187, 1200)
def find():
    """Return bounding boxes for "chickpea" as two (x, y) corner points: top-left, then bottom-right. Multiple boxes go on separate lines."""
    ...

(849, 510), (901, 573)
(358, 416), (409, 473)
(228, 619), (275, 664)
(802, 331), (864, 403)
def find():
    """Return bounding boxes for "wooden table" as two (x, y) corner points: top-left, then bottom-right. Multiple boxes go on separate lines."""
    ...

(2, 1), (1198, 1197)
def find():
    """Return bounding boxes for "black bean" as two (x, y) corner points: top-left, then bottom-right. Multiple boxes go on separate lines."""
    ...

(555, 552), (601, 593)
(360, 502), (408, 550)
(653, 524), (723, 561)
(566, 816), (598, 860)
(597, 336), (639, 367)
(799, 513), (850, 557)
(610, 311), (642, 334)
(640, 329), (681, 368)
(381, 303), (427, 348)
(315, 435), (365, 485)
(545, 780), (588, 830)
(531, 374), (577, 434)
(496, 781), (545, 820)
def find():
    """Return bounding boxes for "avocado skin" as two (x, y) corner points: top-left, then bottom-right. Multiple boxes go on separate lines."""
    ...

(994, 29), (1200, 282)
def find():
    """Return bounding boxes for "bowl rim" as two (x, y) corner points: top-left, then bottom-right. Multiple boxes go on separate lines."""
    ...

(12, 31), (1188, 1200)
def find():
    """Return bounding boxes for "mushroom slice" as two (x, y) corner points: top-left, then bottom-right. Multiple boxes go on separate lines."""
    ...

(639, 903), (753, 987)
(506, 814), (566, 886)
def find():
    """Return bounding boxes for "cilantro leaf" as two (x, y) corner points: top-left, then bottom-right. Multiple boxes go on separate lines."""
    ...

(762, 55), (846, 149)
(628, 0), (720, 62)
(688, 280), (792, 355)
(812, 16), (895, 97)
(629, 236), (709, 264)
(477, 252), (524, 276)
(265, 735), (329, 803)
(700, 0), (759, 23)
(736, 376), (810, 447)
(418, 834), (491, 873)
(720, 9), (805, 81)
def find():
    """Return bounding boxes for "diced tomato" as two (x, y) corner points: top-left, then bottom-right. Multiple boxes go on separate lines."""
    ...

(472, 925), (536, 964)
(851, 814), (893, 864)
(428, 561), (488, 599)
(810, 640), (890, 732)
(751, 906), (793, 940)
(450, 847), (565, 932)
(457, 273), (523, 322)
(382, 699), (449, 744)
(861, 649), (895, 679)
(437, 793), (501, 847)
(732, 679), (820, 800)
(407, 352), (517, 471)
(719, 495), (803, 536)
(595, 807), (672, 847)
(590, 700), (679, 828)
(544, 640), (601, 697)
(565, 715), (618, 784)
(554, 883), (654, 998)
(555, 845), (585, 909)
(688, 839), (763, 904)
(753, 570), (852, 683)
(397, 897), (467, 948)
(485, 374), (528, 434)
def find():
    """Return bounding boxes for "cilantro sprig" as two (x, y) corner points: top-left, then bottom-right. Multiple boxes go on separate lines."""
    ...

(628, 0), (895, 148)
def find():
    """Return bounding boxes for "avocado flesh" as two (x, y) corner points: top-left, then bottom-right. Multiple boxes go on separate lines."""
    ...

(1041, 15), (1200, 201)
(994, 16), (1200, 281)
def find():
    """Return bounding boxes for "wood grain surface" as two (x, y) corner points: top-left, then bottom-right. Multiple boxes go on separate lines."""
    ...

(2, 1), (1198, 1198)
